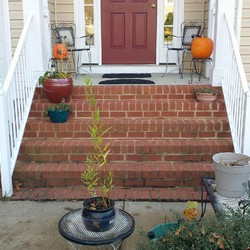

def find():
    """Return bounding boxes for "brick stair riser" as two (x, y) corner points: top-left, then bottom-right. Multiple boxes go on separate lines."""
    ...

(29, 99), (227, 119)
(13, 162), (215, 188)
(34, 85), (223, 100)
(23, 118), (231, 139)
(17, 139), (233, 163)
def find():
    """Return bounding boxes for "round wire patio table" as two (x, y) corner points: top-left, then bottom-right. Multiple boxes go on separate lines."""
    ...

(58, 208), (135, 249)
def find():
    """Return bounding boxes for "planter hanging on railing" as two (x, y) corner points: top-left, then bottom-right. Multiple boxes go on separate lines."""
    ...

(191, 37), (214, 59)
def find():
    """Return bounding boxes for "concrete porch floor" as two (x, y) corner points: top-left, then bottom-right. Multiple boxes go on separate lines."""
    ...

(0, 200), (214, 250)
(73, 72), (210, 86)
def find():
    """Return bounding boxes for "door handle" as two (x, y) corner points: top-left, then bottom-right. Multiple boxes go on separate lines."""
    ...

(151, 4), (156, 8)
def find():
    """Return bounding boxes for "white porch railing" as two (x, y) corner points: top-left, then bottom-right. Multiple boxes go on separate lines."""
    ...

(221, 12), (250, 155)
(0, 13), (36, 196)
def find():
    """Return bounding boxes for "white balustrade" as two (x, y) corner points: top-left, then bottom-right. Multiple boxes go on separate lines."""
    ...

(221, 12), (250, 155)
(0, 14), (35, 196)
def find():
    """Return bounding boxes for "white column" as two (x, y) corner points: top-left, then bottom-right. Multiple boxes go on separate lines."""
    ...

(211, 0), (235, 86)
(0, 0), (12, 86)
(0, 94), (13, 196)
(22, 0), (47, 79)
(43, 0), (52, 66)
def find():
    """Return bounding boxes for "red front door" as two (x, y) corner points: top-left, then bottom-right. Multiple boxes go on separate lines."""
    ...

(101, 0), (157, 64)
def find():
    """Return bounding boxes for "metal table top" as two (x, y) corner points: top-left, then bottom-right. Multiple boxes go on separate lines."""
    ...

(202, 177), (250, 216)
(58, 208), (135, 246)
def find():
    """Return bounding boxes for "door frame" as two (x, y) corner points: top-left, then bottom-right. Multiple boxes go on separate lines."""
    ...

(74, 0), (184, 66)
(157, 0), (184, 65)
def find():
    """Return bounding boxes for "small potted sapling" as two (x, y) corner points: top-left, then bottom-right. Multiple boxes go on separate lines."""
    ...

(81, 78), (115, 232)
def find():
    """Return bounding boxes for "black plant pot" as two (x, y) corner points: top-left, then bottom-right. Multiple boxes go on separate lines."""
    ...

(82, 197), (116, 232)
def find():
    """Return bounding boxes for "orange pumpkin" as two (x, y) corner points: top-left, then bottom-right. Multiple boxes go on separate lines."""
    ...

(52, 43), (68, 60)
(191, 37), (214, 59)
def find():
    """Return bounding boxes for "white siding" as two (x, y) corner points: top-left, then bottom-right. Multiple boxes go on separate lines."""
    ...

(241, 1), (250, 81)
(9, 1), (23, 54)
(54, 0), (74, 23)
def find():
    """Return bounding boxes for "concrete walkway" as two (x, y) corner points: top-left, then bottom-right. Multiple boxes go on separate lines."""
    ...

(0, 200), (214, 250)
(73, 73), (210, 86)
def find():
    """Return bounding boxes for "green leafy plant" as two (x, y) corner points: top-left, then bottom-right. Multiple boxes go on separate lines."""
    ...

(81, 78), (113, 209)
(194, 86), (220, 95)
(138, 206), (250, 250)
(39, 71), (72, 86)
(43, 102), (72, 118)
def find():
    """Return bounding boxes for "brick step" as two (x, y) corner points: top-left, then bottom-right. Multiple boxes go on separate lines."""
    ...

(4, 186), (204, 202)
(18, 138), (233, 163)
(13, 161), (214, 188)
(29, 98), (227, 119)
(34, 85), (223, 101)
(23, 117), (231, 139)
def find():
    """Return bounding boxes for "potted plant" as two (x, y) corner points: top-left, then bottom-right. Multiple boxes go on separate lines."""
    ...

(44, 101), (72, 123)
(39, 71), (73, 103)
(194, 86), (220, 102)
(213, 152), (250, 198)
(81, 78), (115, 232)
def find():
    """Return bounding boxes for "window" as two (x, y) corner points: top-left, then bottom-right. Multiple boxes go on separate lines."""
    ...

(84, 0), (94, 45)
(164, 0), (174, 45)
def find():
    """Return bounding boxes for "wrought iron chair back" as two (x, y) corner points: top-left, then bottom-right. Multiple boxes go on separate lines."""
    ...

(50, 23), (93, 74)
(162, 22), (204, 78)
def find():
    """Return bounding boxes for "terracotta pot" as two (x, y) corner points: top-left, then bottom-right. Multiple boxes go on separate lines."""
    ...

(195, 93), (217, 102)
(43, 78), (73, 103)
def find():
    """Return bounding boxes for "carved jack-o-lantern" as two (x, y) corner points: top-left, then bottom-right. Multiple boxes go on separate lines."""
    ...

(52, 44), (68, 60)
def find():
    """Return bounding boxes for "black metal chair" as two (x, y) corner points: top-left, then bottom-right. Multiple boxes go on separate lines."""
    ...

(162, 22), (203, 78)
(51, 23), (93, 74)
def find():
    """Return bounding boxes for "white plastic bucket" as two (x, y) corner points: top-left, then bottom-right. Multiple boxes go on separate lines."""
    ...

(213, 152), (250, 198)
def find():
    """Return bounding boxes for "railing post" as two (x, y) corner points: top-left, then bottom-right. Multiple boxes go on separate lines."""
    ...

(243, 92), (250, 156)
(0, 0), (12, 84)
(211, 0), (236, 86)
(22, 0), (47, 79)
(0, 93), (13, 196)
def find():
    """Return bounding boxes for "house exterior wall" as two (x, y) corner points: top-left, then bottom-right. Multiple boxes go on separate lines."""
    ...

(54, 0), (74, 23)
(9, 0), (23, 54)
(183, 0), (209, 65)
(241, 1), (250, 81)
(8, 0), (55, 54)
(6, 0), (250, 82)
(49, 0), (55, 23)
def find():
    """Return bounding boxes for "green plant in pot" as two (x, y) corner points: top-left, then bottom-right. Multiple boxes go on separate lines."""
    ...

(194, 86), (220, 102)
(81, 78), (115, 232)
(44, 101), (72, 123)
(39, 70), (73, 103)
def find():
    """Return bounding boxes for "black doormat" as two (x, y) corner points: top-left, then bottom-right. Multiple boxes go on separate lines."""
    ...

(99, 79), (155, 85)
(102, 73), (151, 78)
